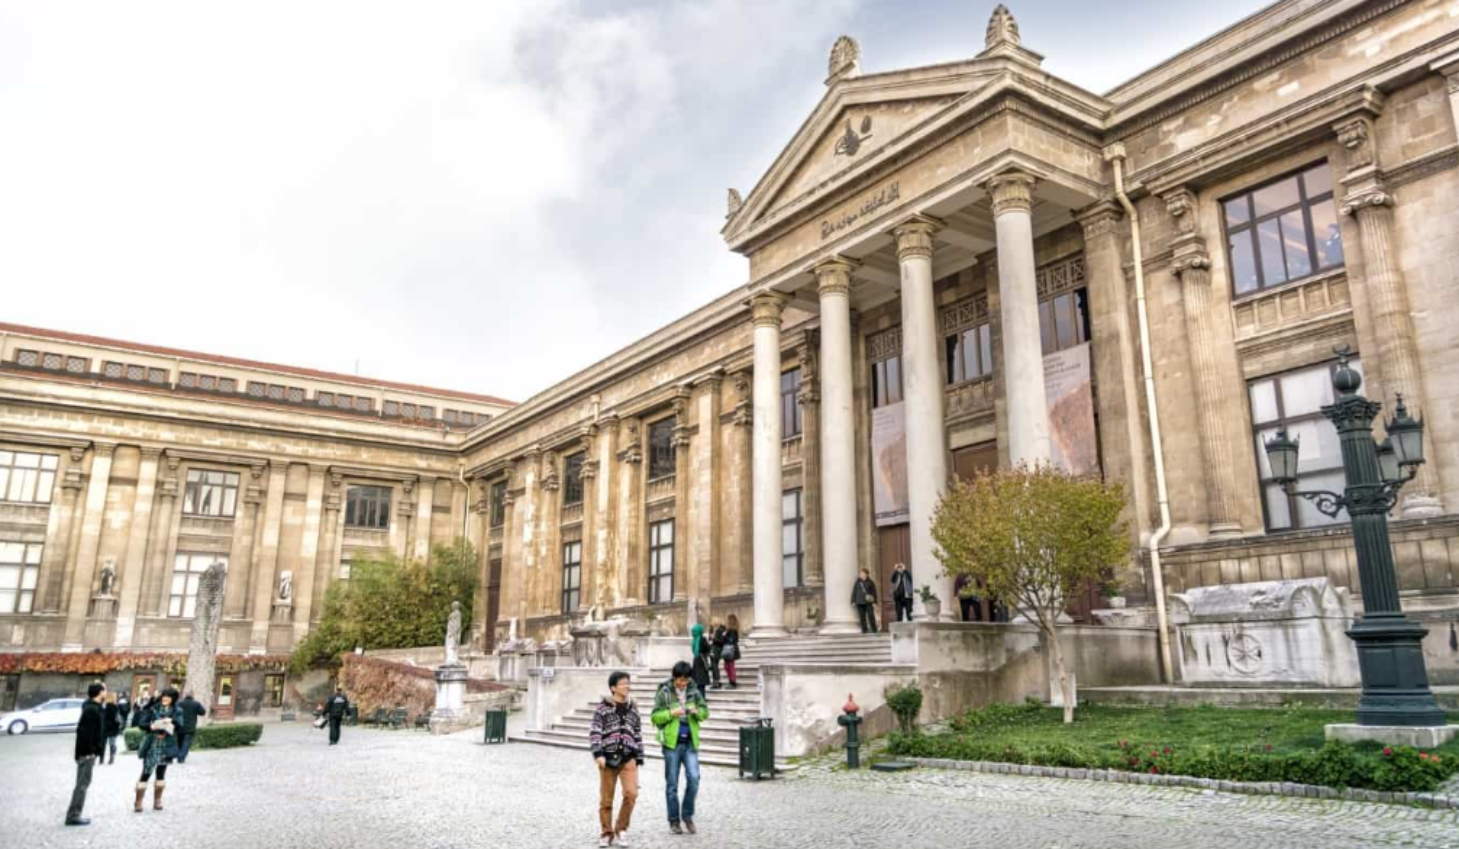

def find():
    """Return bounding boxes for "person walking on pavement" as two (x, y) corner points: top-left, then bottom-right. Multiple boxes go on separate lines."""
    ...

(890, 562), (915, 623)
(116, 690), (131, 733)
(176, 692), (207, 763)
(590, 670), (643, 848)
(323, 686), (349, 746)
(102, 691), (123, 765)
(65, 681), (107, 826)
(853, 568), (879, 633)
(130, 692), (149, 729)
(720, 614), (741, 689)
(651, 661), (709, 835)
(136, 687), (181, 813)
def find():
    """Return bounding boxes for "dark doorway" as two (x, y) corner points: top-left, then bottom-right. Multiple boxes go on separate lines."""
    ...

(485, 558), (503, 652)
(876, 524), (910, 630)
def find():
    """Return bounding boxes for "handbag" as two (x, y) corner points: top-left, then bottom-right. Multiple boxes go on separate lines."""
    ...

(314, 715), (328, 729)
(721, 643), (739, 662)
(603, 749), (625, 769)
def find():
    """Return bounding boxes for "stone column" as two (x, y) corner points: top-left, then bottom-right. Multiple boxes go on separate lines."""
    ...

(37, 446), (85, 614)
(145, 454), (183, 618)
(988, 172), (1053, 465)
(892, 217), (955, 620)
(291, 464), (328, 643)
(470, 478), (491, 644)
(113, 446), (163, 648)
(61, 442), (117, 651)
(536, 452), (561, 616)
(248, 460), (288, 654)
(312, 471), (342, 624)
(690, 372), (723, 618)
(616, 424), (644, 605)
(730, 372), (755, 595)
(814, 258), (860, 633)
(412, 476), (437, 561)
(749, 291), (791, 638)
(797, 333), (823, 591)
(578, 425), (602, 608)
(1336, 114), (1442, 517)
(225, 463), (265, 620)
(1165, 188), (1243, 537)
(672, 387), (693, 605)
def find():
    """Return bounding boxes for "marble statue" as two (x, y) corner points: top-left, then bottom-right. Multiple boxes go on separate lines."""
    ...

(445, 600), (462, 666)
(98, 558), (117, 596)
(277, 570), (293, 602)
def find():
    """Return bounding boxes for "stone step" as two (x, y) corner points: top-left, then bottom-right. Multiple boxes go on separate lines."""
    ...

(515, 729), (757, 769)
(569, 703), (765, 722)
(555, 717), (745, 745)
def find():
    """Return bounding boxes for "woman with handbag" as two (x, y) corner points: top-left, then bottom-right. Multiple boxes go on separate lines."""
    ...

(720, 614), (740, 689)
(135, 688), (181, 812)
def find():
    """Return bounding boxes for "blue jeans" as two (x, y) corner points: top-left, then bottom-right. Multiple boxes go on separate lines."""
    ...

(663, 742), (700, 823)
(177, 732), (195, 762)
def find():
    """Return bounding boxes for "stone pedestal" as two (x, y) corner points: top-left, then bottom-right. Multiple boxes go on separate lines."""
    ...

(1325, 723), (1459, 748)
(429, 663), (471, 735)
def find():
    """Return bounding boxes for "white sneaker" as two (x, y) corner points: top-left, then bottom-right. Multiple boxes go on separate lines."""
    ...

(615, 831), (630, 847)
(597, 836), (611, 848)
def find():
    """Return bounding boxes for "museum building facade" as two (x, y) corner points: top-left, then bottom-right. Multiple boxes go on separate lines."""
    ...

(4, 1), (1459, 711)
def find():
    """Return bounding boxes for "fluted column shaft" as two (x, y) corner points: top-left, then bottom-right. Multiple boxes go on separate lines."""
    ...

(989, 173), (1052, 465)
(814, 259), (861, 633)
(750, 291), (790, 637)
(113, 447), (162, 647)
(61, 442), (116, 650)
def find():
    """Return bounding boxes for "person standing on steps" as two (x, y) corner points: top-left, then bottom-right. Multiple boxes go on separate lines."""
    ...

(890, 562), (914, 624)
(176, 691), (206, 763)
(852, 569), (879, 634)
(689, 621), (712, 693)
(136, 687), (181, 813)
(708, 620), (726, 690)
(64, 681), (106, 826)
(323, 686), (349, 746)
(652, 661), (709, 835)
(102, 691), (123, 766)
(720, 614), (740, 689)
(590, 670), (643, 848)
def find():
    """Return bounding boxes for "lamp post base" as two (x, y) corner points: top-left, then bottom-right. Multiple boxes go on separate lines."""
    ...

(1349, 614), (1449, 727)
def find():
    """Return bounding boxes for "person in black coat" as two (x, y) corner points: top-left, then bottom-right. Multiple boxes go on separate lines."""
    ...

(102, 692), (123, 765)
(852, 569), (879, 634)
(176, 692), (207, 763)
(890, 562), (915, 623)
(323, 687), (349, 746)
(66, 681), (107, 826)
(116, 691), (131, 729)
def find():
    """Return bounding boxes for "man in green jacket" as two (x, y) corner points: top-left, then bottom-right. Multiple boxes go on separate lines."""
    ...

(651, 660), (709, 835)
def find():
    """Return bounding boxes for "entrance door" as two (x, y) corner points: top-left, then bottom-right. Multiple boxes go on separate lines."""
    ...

(133, 675), (156, 704)
(877, 524), (910, 630)
(213, 674), (235, 720)
(0, 674), (18, 712)
(485, 558), (503, 652)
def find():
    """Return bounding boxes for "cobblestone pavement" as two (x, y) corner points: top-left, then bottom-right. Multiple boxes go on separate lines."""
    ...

(3, 722), (1457, 849)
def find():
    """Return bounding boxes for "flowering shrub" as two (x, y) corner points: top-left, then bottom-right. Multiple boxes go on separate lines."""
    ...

(0, 652), (288, 676)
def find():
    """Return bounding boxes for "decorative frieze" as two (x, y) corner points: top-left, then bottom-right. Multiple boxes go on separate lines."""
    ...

(939, 292), (990, 335)
(1034, 255), (1086, 300)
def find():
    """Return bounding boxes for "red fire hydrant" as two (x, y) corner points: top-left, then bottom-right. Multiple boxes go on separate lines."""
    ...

(837, 693), (863, 769)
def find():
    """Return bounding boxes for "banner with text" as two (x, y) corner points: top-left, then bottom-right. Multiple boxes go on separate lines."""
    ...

(871, 401), (909, 527)
(1043, 341), (1098, 477)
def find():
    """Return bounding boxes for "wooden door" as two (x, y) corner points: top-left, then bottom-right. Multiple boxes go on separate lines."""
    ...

(485, 558), (503, 652)
(213, 674), (235, 720)
(877, 524), (910, 630)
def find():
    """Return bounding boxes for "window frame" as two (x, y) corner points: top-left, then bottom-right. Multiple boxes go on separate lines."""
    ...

(0, 540), (43, 614)
(1221, 161), (1343, 299)
(0, 450), (59, 505)
(561, 540), (582, 613)
(646, 417), (676, 482)
(780, 368), (803, 439)
(944, 321), (994, 385)
(1249, 357), (1359, 532)
(782, 488), (804, 589)
(168, 553), (226, 618)
(1037, 287), (1091, 356)
(561, 452), (586, 507)
(344, 485), (392, 530)
(182, 468), (240, 518)
(489, 480), (507, 529)
(263, 674), (285, 708)
(647, 519), (674, 604)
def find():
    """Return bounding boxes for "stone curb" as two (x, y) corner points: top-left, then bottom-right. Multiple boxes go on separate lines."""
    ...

(902, 757), (1459, 809)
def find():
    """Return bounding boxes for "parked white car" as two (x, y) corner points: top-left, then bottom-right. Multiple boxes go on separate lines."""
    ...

(3, 698), (85, 735)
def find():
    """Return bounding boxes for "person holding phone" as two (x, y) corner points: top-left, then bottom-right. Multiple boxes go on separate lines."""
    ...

(651, 661), (709, 835)
(590, 670), (643, 848)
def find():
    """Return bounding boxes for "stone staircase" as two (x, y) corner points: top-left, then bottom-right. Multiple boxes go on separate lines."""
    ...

(517, 633), (892, 768)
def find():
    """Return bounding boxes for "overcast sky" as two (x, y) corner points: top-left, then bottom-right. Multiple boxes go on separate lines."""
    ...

(0, 1), (1269, 403)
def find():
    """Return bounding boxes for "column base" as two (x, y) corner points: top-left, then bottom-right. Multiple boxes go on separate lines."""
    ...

(748, 625), (791, 639)
(818, 619), (861, 636)
(1207, 522), (1242, 538)
(1350, 614), (1448, 727)
(1400, 493), (1443, 519)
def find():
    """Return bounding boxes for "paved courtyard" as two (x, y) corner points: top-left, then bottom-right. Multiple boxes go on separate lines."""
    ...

(3, 720), (1457, 849)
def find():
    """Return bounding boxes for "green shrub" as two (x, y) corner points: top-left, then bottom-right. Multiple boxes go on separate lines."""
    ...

(885, 685), (924, 735)
(122, 723), (263, 753)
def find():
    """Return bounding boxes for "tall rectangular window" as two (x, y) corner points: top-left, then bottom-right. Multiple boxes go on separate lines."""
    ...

(0, 451), (59, 504)
(345, 485), (391, 530)
(1037, 289), (1090, 356)
(264, 674), (285, 708)
(0, 541), (42, 614)
(183, 469), (239, 518)
(781, 368), (803, 438)
(490, 480), (507, 528)
(562, 452), (586, 506)
(647, 418), (676, 481)
(648, 519), (674, 604)
(944, 322), (993, 384)
(782, 489), (804, 589)
(169, 553), (226, 618)
(871, 356), (903, 408)
(562, 540), (582, 613)
(1250, 357), (1361, 531)
(1223, 162), (1342, 297)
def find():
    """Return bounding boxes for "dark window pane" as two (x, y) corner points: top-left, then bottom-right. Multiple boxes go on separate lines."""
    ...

(886, 356), (902, 404)
(648, 418), (675, 480)
(1230, 229), (1260, 295)
(1279, 209), (1312, 279)
(1302, 163), (1332, 198)
(1310, 200), (1344, 269)
(1252, 176), (1300, 217)
(563, 453), (585, 506)
(944, 335), (960, 384)
(979, 325), (993, 376)
(1224, 196), (1251, 226)
(1039, 300), (1054, 355)
(1257, 219), (1287, 287)
(871, 362), (884, 407)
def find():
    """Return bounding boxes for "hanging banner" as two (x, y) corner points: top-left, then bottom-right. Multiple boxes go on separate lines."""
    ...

(871, 401), (909, 526)
(1044, 341), (1098, 476)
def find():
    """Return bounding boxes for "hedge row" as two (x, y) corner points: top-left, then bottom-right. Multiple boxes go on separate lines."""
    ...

(123, 723), (263, 752)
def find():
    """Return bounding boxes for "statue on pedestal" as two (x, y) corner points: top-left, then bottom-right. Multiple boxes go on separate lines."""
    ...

(445, 600), (462, 666)
(277, 570), (293, 603)
(97, 559), (117, 597)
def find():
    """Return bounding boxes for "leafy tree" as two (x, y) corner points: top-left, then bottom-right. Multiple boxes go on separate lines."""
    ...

(931, 464), (1127, 723)
(290, 539), (478, 674)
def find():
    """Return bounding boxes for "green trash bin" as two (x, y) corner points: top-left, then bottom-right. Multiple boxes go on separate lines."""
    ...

(738, 718), (775, 780)
(483, 708), (508, 744)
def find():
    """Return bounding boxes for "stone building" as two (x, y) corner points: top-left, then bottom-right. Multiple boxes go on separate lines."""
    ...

(5, 1), (1459, 712)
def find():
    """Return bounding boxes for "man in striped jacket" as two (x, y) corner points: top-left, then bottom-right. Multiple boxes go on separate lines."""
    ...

(590, 670), (643, 848)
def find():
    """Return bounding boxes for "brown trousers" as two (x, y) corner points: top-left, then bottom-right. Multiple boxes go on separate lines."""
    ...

(598, 759), (639, 836)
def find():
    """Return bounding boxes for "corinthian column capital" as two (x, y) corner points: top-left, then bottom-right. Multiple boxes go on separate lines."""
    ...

(1339, 187), (1393, 217)
(986, 171), (1037, 217)
(812, 256), (857, 297)
(748, 291), (789, 327)
(890, 215), (942, 261)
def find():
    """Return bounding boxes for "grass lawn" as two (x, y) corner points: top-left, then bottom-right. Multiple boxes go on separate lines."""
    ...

(887, 702), (1459, 793)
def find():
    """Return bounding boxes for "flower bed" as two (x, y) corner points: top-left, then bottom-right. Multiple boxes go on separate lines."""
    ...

(886, 702), (1459, 793)
(122, 723), (263, 752)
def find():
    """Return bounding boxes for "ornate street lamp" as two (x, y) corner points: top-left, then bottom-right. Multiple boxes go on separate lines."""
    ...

(1262, 346), (1446, 729)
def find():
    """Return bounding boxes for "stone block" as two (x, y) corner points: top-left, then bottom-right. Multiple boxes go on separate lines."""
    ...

(1324, 724), (1459, 748)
